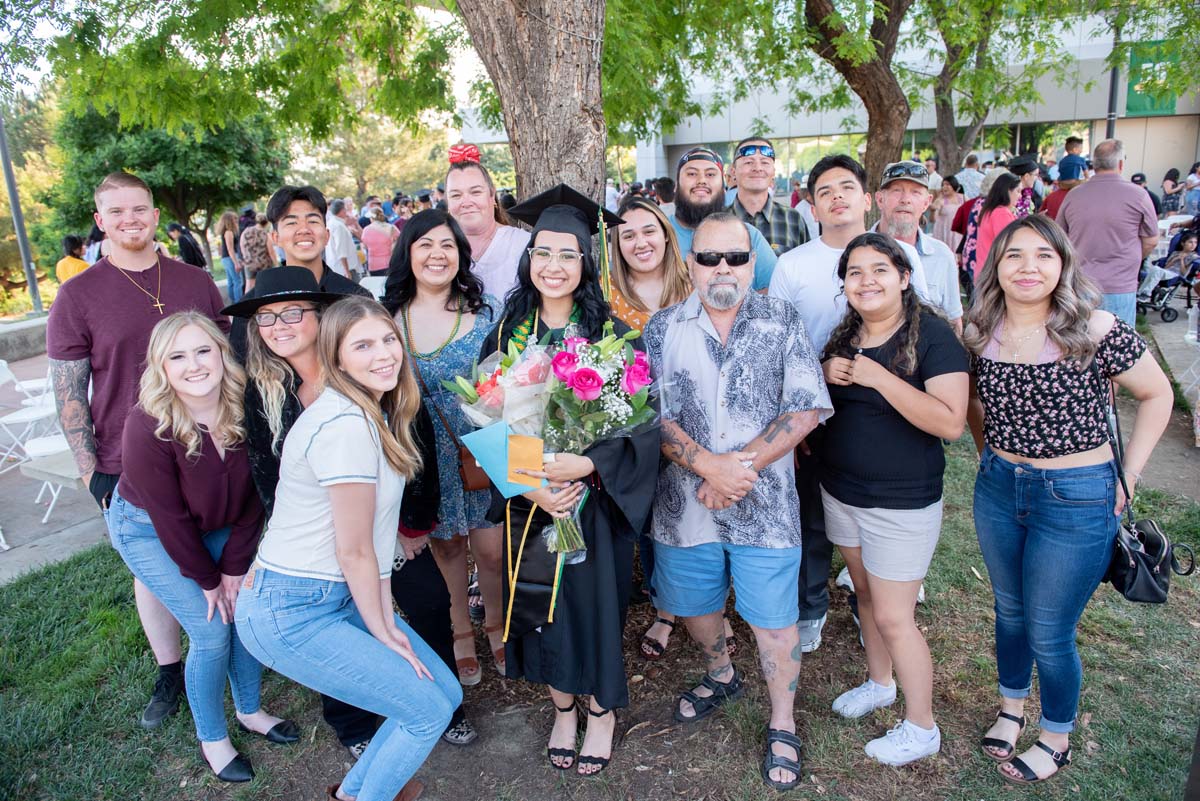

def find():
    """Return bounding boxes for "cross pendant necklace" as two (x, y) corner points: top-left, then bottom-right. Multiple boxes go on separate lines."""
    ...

(110, 252), (166, 314)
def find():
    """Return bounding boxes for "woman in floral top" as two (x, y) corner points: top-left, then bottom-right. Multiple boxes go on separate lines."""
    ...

(964, 214), (1173, 786)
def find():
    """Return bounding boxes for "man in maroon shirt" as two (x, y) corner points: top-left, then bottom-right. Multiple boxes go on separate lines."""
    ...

(47, 172), (229, 730)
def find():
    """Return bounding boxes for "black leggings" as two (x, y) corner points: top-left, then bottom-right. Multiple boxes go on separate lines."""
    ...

(321, 547), (462, 745)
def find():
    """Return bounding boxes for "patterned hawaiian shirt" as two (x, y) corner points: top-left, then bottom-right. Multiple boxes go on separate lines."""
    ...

(643, 291), (832, 549)
(729, 195), (809, 256)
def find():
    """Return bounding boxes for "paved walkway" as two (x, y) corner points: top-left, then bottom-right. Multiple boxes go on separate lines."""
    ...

(1, 309), (1197, 585)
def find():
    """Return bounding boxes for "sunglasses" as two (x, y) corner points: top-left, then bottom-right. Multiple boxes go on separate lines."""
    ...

(882, 162), (929, 181)
(678, 149), (724, 171)
(735, 144), (776, 160)
(692, 250), (752, 267)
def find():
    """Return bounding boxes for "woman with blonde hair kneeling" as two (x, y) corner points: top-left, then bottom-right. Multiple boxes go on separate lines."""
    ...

(235, 296), (461, 801)
(107, 312), (294, 783)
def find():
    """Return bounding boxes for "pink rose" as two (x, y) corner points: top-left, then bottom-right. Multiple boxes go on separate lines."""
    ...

(621, 362), (652, 395)
(633, 350), (650, 369)
(551, 351), (579, 382)
(568, 367), (604, 401)
(563, 336), (589, 353)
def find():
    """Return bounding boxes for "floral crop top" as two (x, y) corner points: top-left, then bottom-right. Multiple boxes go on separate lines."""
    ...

(974, 317), (1145, 459)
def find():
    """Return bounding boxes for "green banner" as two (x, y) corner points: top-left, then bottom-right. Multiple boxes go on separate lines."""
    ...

(1126, 40), (1177, 118)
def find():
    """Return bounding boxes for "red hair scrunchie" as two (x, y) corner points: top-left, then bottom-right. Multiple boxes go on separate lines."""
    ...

(449, 143), (482, 165)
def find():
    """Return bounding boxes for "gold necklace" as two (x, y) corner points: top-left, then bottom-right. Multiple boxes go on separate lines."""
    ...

(110, 253), (165, 314)
(1003, 320), (1045, 362)
(402, 302), (463, 360)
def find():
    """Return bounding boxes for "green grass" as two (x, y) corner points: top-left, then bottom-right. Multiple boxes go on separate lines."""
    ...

(2, 439), (1198, 800)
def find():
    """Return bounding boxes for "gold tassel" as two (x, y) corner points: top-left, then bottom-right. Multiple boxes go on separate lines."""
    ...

(547, 552), (566, 623)
(502, 500), (539, 642)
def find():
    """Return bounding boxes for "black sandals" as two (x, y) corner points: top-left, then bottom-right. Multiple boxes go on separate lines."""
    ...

(980, 710), (1027, 762)
(674, 667), (745, 723)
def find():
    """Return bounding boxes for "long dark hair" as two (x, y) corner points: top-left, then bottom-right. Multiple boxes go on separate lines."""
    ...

(497, 230), (611, 342)
(381, 209), (487, 315)
(980, 173), (1022, 219)
(823, 232), (936, 376)
(1163, 168), (1180, 184)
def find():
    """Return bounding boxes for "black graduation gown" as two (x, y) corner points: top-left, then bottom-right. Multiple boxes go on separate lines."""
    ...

(480, 316), (659, 710)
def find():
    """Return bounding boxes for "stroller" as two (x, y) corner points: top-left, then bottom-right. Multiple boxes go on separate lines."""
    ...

(1137, 259), (1199, 323)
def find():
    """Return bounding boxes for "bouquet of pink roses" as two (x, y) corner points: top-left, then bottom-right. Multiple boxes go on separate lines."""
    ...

(539, 321), (659, 555)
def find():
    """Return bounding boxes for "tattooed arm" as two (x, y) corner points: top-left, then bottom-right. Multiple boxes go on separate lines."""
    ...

(741, 410), (819, 472)
(662, 420), (758, 510)
(50, 358), (97, 484)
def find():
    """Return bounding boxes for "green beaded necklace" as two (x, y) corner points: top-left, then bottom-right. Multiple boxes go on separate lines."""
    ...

(402, 302), (463, 360)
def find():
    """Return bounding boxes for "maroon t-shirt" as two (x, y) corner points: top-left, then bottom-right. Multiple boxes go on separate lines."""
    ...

(46, 255), (229, 475)
(118, 409), (264, 589)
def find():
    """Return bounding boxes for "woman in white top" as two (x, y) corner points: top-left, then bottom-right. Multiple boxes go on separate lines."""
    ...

(444, 144), (530, 302)
(235, 296), (461, 801)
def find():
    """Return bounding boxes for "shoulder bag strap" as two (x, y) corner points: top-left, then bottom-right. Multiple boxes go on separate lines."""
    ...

(1088, 356), (1135, 526)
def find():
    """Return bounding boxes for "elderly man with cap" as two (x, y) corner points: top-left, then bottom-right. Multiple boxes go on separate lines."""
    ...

(645, 210), (831, 791)
(483, 184), (660, 777)
(669, 146), (779, 290)
(728, 136), (809, 256)
(873, 161), (964, 332)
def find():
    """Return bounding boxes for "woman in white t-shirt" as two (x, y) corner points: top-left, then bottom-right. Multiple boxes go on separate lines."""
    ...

(235, 296), (461, 801)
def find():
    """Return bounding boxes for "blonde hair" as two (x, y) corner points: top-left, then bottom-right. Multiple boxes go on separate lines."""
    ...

(245, 321), (304, 454)
(139, 312), (247, 459)
(609, 197), (692, 316)
(318, 296), (423, 478)
(963, 215), (1102, 366)
(216, 210), (239, 239)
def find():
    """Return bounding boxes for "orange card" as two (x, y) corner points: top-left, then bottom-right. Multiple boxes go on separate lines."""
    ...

(507, 435), (545, 487)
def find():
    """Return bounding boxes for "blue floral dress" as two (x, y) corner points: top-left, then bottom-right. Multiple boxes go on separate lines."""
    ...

(406, 297), (498, 540)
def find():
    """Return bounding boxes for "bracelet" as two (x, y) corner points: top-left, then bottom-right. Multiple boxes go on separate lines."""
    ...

(1124, 468), (1141, 483)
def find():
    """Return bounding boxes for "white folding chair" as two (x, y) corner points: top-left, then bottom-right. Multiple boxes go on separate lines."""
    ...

(0, 360), (50, 405)
(19, 439), (80, 524)
(0, 396), (59, 473)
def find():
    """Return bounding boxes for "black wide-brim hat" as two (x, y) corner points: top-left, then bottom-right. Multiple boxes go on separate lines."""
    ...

(221, 266), (349, 318)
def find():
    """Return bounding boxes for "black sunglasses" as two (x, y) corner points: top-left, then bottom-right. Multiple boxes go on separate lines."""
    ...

(882, 162), (929, 181)
(692, 250), (752, 267)
(736, 144), (776, 160)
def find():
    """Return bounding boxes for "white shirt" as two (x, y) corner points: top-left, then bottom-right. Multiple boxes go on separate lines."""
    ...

(473, 224), (530, 302)
(255, 389), (406, 581)
(768, 235), (930, 353)
(605, 185), (620, 213)
(927, 172), (943, 193)
(955, 168), (985, 200)
(797, 199), (820, 242)
(871, 224), (963, 321)
(324, 216), (358, 278)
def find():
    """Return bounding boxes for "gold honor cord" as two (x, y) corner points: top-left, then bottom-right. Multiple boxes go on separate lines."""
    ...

(502, 499), (540, 642)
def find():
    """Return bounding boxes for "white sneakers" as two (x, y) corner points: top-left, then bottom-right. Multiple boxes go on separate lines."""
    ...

(797, 614), (827, 653)
(864, 720), (941, 766)
(832, 679), (897, 719)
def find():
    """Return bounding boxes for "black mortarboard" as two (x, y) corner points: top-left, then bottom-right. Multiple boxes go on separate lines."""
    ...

(1008, 155), (1039, 176)
(507, 183), (624, 249)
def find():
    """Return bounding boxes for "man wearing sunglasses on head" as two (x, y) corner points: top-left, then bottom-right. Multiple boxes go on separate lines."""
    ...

(768, 154), (931, 654)
(669, 147), (779, 291)
(644, 211), (832, 793)
(728, 137), (809, 257)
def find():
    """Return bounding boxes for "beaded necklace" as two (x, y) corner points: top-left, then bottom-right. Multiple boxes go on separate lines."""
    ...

(505, 304), (580, 354)
(401, 302), (463, 360)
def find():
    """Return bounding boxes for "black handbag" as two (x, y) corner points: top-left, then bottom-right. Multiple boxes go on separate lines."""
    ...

(1090, 361), (1194, 603)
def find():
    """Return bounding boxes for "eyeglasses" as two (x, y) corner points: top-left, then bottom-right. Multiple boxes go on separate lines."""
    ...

(881, 162), (930, 181)
(692, 250), (752, 267)
(528, 247), (582, 267)
(735, 144), (776, 160)
(254, 307), (317, 327)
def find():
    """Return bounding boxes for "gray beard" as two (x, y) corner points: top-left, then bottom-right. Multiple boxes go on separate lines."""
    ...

(704, 281), (745, 310)
(884, 218), (918, 240)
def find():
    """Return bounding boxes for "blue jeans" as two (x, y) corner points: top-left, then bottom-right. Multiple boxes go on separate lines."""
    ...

(106, 489), (263, 742)
(236, 569), (460, 801)
(973, 447), (1118, 733)
(1100, 292), (1136, 326)
(222, 256), (243, 303)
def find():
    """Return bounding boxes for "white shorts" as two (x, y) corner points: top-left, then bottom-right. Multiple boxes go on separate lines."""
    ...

(821, 487), (943, 582)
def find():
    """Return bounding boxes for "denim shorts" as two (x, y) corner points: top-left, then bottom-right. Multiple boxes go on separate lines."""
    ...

(651, 540), (801, 629)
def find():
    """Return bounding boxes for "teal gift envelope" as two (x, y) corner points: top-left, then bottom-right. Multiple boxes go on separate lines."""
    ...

(461, 422), (545, 498)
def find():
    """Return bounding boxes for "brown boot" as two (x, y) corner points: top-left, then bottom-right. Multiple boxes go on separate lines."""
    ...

(394, 778), (424, 801)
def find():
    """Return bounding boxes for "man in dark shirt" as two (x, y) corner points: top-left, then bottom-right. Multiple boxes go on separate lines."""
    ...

(229, 185), (372, 359)
(47, 171), (229, 731)
(1132, 173), (1163, 216)
(166, 222), (208, 270)
(728, 136), (809, 256)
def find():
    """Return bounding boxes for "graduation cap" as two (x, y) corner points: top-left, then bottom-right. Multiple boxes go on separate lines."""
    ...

(1008, 155), (1039, 176)
(507, 183), (624, 250)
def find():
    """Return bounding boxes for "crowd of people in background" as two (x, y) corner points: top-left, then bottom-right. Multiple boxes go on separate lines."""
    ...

(42, 129), (1191, 799)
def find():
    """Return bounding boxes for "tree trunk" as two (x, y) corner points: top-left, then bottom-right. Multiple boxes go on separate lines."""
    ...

(455, 0), (607, 203)
(804, 0), (914, 192)
(931, 18), (993, 176)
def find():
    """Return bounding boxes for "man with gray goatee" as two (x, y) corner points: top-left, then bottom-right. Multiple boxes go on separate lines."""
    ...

(642, 212), (832, 792)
